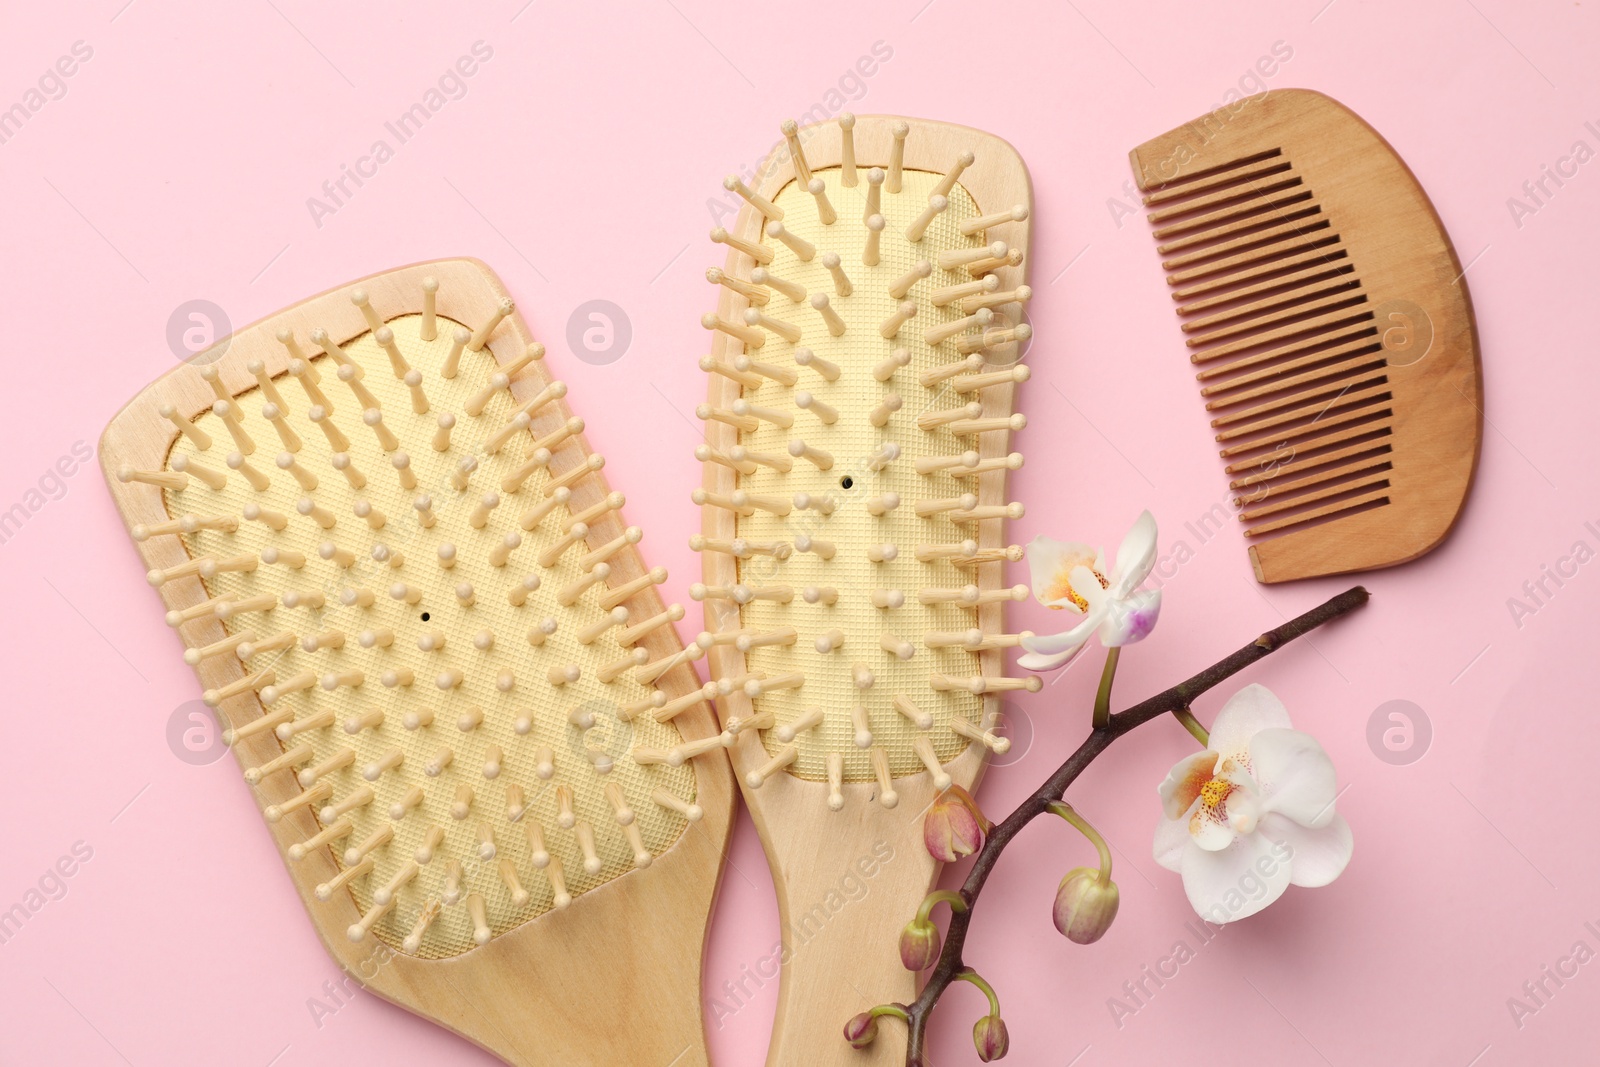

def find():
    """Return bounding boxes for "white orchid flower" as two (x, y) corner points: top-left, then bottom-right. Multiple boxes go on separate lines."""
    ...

(1153, 684), (1352, 923)
(1018, 510), (1162, 671)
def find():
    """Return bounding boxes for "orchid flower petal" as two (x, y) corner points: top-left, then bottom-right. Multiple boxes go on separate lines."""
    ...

(1153, 809), (1192, 872)
(1179, 831), (1293, 923)
(1207, 683), (1292, 762)
(1260, 811), (1353, 887)
(1109, 509), (1159, 597)
(1250, 728), (1339, 828)
(1098, 587), (1162, 647)
(1158, 751), (1218, 820)
(1024, 536), (1100, 612)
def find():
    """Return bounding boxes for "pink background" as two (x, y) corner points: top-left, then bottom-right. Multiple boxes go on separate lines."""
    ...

(1, 0), (1595, 1064)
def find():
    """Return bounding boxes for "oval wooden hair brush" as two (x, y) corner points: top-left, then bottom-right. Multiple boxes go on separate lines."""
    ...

(1129, 88), (1483, 583)
(694, 115), (1035, 1065)
(99, 260), (734, 1067)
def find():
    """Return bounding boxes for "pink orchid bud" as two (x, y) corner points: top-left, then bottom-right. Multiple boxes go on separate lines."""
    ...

(973, 1013), (1009, 1061)
(899, 917), (942, 971)
(924, 785), (988, 862)
(1052, 866), (1120, 944)
(843, 1011), (879, 1049)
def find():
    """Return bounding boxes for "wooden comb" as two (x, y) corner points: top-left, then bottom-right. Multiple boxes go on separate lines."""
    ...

(697, 115), (1034, 1065)
(1129, 88), (1482, 583)
(99, 260), (734, 1067)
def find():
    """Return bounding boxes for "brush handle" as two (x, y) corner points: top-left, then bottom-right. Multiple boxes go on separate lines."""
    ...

(734, 745), (950, 1067)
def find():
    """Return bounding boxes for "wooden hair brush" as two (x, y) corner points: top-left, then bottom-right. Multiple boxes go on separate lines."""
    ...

(99, 260), (734, 1067)
(695, 115), (1035, 1065)
(1129, 87), (1482, 583)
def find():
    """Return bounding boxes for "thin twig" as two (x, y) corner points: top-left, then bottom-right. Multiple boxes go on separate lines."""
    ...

(897, 586), (1369, 1065)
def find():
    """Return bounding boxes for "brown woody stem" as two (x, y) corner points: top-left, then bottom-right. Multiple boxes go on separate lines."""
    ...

(895, 586), (1369, 1066)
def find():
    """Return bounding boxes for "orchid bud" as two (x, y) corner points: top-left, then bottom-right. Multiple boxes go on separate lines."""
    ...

(899, 917), (942, 971)
(1052, 866), (1120, 944)
(843, 1011), (879, 1049)
(973, 1013), (1009, 1061)
(924, 785), (988, 862)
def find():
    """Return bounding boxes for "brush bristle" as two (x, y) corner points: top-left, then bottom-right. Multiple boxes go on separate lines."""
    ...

(146, 281), (705, 958)
(697, 117), (1036, 807)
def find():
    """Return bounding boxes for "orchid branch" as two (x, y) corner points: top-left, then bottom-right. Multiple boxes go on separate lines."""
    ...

(878, 585), (1370, 1066)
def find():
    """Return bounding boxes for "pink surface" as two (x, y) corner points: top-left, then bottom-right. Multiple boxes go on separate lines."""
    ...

(0, 1), (1595, 1064)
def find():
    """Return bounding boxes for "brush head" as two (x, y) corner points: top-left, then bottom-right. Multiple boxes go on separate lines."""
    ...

(107, 265), (722, 963)
(698, 116), (1035, 806)
(1129, 88), (1482, 582)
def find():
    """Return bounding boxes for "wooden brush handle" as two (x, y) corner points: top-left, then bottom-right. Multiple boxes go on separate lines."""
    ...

(735, 744), (955, 1067)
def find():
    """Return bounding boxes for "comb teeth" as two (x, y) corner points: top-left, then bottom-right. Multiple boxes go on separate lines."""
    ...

(147, 278), (708, 958)
(1136, 146), (1398, 540)
(1130, 90), (1484, 583)
(697, 116), (1031, 808)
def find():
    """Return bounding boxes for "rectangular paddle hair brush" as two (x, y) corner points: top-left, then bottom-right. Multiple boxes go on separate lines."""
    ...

(100, 260), (734, 1066)
(1129, 88), (1483, 583)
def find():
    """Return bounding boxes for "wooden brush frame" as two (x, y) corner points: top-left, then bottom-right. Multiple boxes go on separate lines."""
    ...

(99, 259), (735, 1067)
(701, 116), (1033, 1066)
